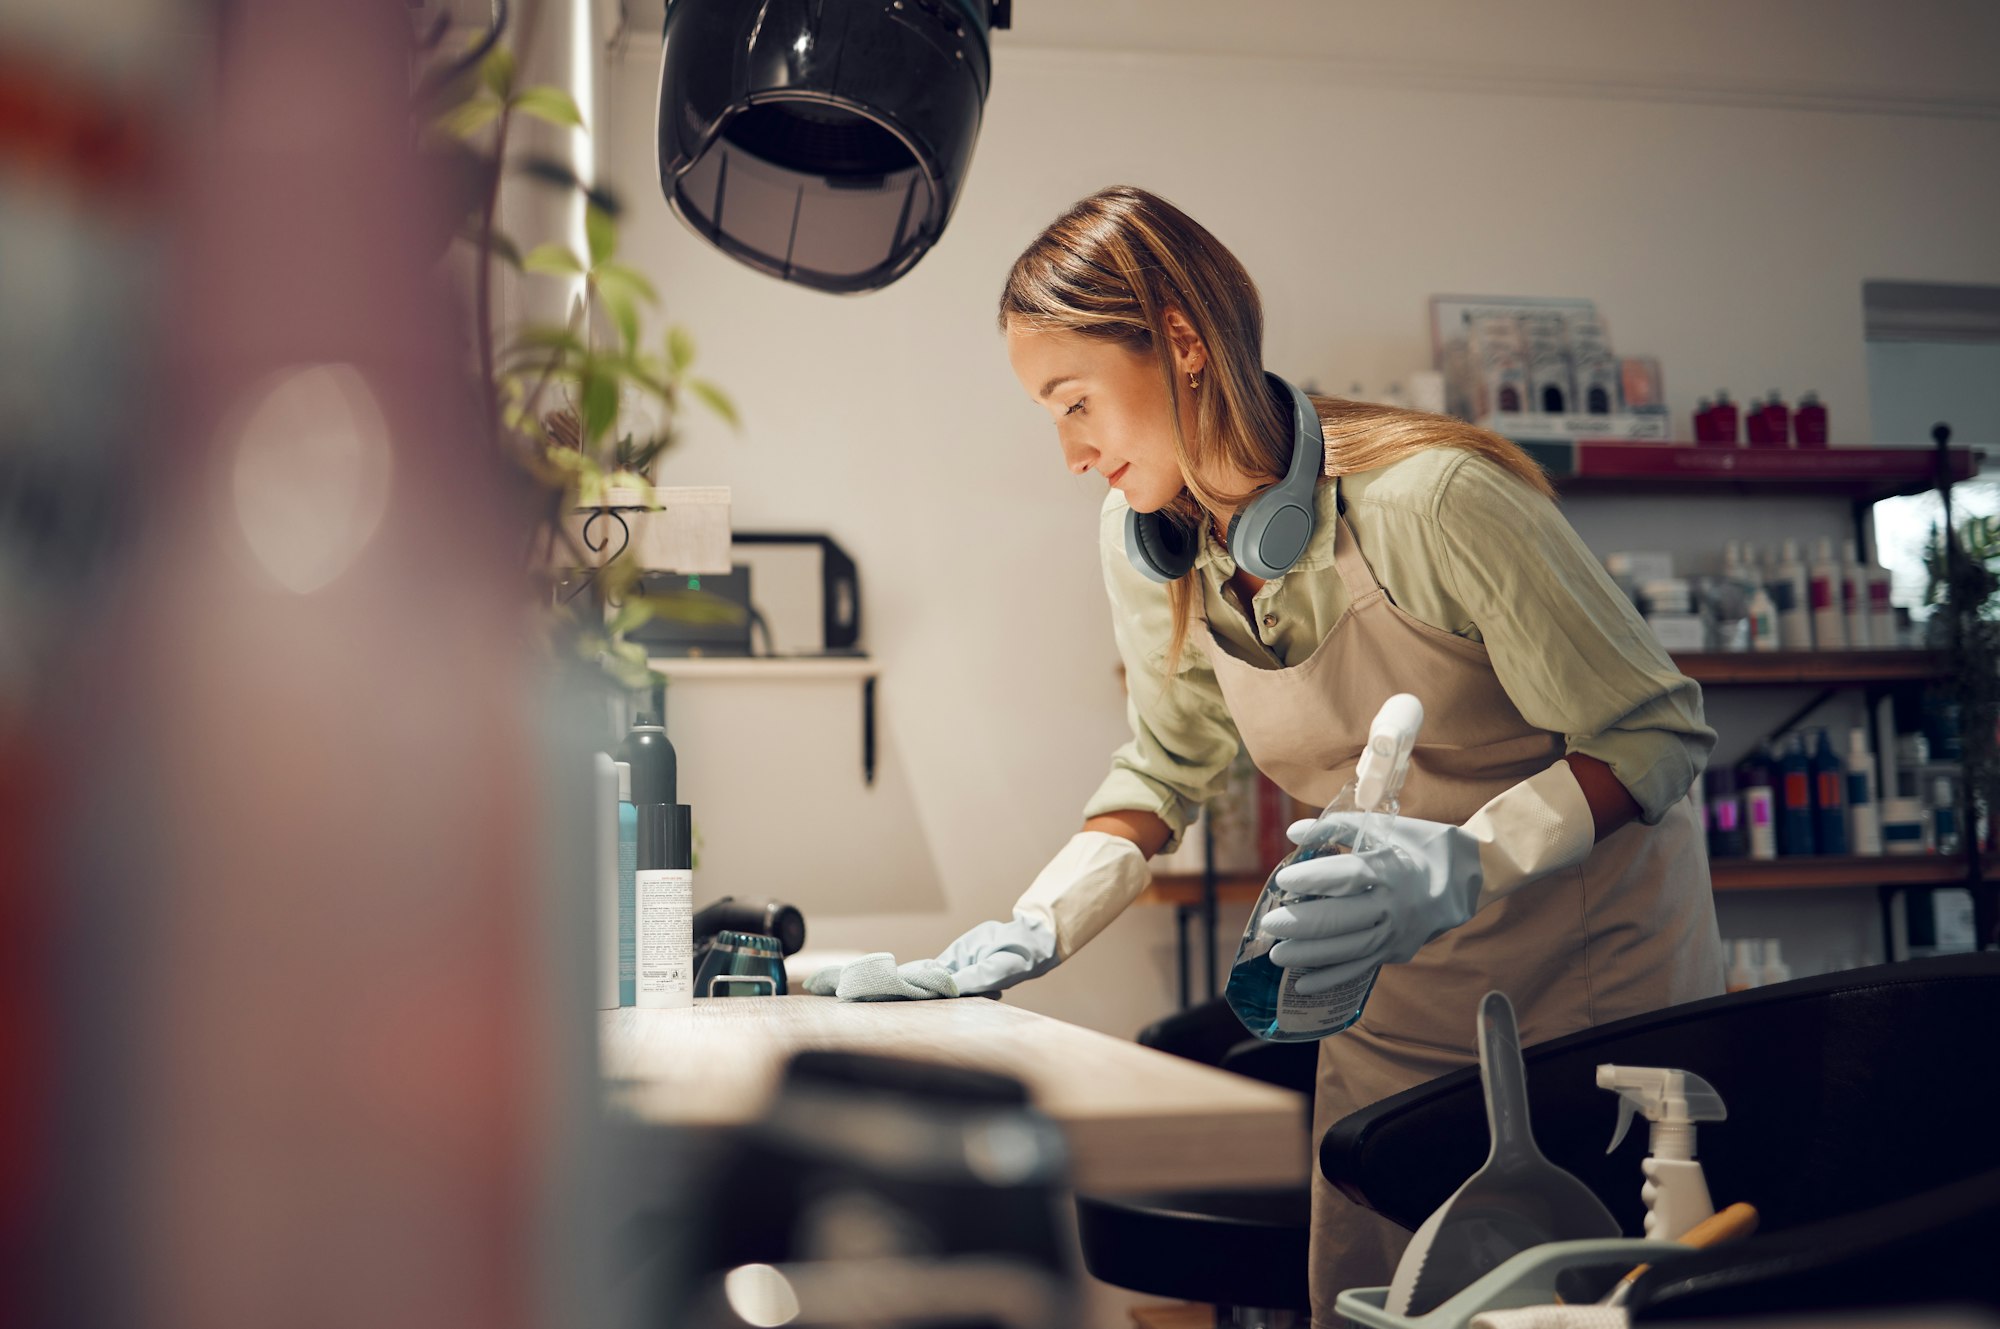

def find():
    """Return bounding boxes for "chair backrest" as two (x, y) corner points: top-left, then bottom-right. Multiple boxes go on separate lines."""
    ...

(1320, 954), (2000, 1236)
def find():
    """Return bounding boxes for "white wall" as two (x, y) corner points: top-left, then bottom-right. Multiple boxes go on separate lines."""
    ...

(593, 2), (2000, 1039)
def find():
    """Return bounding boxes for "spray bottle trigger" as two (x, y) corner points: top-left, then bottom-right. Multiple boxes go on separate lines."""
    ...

(1607, 1098), (1638, 1154)
(1682, 1070), (1729, 1123)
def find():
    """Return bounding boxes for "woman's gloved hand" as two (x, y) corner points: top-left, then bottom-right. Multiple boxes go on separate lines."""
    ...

(934, 913), (1059, 994)
(1260, 762), (1597, 996)
(1259, 816), (1482, 995)
(934, 831), (1150, 995)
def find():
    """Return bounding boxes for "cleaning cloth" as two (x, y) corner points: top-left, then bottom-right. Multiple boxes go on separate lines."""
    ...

(803, 952), (959, 1001)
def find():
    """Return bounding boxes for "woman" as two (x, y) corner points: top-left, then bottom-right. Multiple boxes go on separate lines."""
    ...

(930, 186), (1724, 1316)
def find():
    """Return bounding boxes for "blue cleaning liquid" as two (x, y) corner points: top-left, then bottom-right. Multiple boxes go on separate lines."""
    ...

(1224, 811), (1388, 1043)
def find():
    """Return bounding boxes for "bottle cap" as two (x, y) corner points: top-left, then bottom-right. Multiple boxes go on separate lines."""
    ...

(1848, 727), (1870, 758)
(615, 760), (632, 803)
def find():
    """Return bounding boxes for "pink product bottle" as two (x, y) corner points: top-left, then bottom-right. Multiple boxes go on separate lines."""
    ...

(1710, 391), (1740, 446)
(1761, 393), (1791, 447)
(1746, 398), (1769, 446)
(1795, 391), (1828, 447)
(1693, 397), (1716, 444)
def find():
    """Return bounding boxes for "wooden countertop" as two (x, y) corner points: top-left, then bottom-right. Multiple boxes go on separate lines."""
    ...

(602, 996), (1308, 1194)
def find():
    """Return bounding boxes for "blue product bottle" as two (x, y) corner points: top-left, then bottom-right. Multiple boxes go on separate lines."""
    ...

(1778, 733), (1816, 855)
(615, 760), (638, 1006)
(1810, 729), (1848, 856)
(1226, 693), (1424, 1043)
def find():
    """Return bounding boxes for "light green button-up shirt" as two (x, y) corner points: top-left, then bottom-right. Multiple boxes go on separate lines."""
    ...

(1083, 447), (1713, 848)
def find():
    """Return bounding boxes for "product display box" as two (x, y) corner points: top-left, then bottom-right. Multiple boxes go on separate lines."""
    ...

(1430, 294), (1670, 444)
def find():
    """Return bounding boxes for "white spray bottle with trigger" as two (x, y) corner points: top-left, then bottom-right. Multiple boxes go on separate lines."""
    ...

(1597, 1065), (1729, 1240)
(1225, 693), (1425, 1043)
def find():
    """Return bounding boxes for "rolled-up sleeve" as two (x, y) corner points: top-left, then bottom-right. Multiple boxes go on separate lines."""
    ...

(1081, 495), (1242, 850)
(1428, 457), (1714, 823)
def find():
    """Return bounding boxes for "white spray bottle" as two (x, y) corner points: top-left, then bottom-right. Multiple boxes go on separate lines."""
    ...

(1597, 1064), (1729, 1240)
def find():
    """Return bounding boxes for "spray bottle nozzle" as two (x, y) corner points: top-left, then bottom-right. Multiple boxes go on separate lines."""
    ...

(1353, 693), (1423, 810)
(1598, 1064), (1728, 1154)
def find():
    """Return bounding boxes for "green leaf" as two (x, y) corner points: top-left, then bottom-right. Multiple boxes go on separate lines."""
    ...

(512, 85), (586, 132)
(581, 370), (620, 447)
(606, 586), (747, 639)
(665, 325), (696, 375)
(432, 95), (502, 140)
(480, 45), (516, 100)
(605, 469), (654, 496)
(585, 203), (616, 268)
(688, 378), (740, 429)
(602, 286), (640, 351)
(522, 244), (586, 278)
(595, 261), (659, 306)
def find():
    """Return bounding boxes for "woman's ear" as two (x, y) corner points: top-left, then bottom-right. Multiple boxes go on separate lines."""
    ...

(1163, 307), (1207, 376)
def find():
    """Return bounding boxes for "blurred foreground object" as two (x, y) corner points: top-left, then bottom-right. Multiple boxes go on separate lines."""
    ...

(13, 2), (595, 1327)
(657, 1051), (1079, 1329)
(1, 1), (174, 1320)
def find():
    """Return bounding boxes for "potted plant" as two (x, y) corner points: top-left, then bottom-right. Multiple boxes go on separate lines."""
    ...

(418, 13), (740, 689)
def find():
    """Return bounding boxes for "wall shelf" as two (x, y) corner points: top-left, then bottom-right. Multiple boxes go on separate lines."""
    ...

(648, 655), (874, 682)
(647, 654), (880, 784)
(1141, 873), (1265, 908)
(1711, 856), (1982, 891)
(1670, 649), (1948, 686)
(1140, 856), (1982, 906)
(1527, 441), (1983, 501)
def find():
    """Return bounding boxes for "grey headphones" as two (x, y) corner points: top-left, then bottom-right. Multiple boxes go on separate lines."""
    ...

(1124, 373), (1324, 583)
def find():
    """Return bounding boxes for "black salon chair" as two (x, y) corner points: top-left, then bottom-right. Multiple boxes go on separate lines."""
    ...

(1075, 1001), (1318, 1325)
(1323, 952), (2000, 1316)
(1082, 955), (2000, 1323)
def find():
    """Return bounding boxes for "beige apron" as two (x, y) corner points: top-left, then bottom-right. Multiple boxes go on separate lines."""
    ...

(1196, 489), (1722, 1326)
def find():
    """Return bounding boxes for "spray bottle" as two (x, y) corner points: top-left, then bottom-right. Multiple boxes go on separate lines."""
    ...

(1226, 693), (1424, 1042)
(1597, 1065), (1729, 1240)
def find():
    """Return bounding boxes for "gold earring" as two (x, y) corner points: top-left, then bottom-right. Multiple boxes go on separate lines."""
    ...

(1188, 371), (1201, 391)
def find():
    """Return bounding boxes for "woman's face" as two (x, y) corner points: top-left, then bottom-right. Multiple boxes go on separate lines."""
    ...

(1005, 321), (1197, 514)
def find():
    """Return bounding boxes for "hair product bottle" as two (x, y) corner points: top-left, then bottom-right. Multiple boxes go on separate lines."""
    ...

(1809, 538), (1846, 649)
(1845, 728), (1882, 856)
(1775, 541), (1812, 650)
(1740, 744), (1779, 861)
(1778, 733), (1816, 855)
(1811, 728), (1848, 855)
(616, 760), (637, 1005)
(1840, 539), (1870, 648)
(1794, 391), (1828, 446)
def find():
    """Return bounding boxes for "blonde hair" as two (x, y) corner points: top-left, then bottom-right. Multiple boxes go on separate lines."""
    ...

(999, 185), (1554, 672)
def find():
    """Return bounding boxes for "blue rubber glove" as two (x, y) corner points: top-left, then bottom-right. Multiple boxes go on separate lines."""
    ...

(934, 913), (1058, 994)
(1259, 813), (1483, 996)
(934, 832), (1150, 995)
(1260, 763), (1598, 996)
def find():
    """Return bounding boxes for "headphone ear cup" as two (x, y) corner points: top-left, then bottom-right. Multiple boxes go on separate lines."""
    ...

(1125, 508), (1197, 584)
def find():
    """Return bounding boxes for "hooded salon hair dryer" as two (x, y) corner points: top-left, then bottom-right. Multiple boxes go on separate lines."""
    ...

(656, 0), (1011, 294)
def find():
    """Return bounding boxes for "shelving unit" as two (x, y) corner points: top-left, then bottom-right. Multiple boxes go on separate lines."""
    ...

(1138, 440), (1992, 1005)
